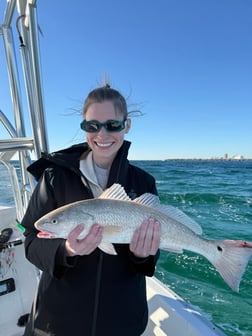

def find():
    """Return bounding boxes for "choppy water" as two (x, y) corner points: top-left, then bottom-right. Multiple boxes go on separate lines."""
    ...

(1, 159), (252, 335)
(133, 159), (252, 336)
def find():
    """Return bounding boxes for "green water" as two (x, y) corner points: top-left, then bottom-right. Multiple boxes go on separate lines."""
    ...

(133, 160), (252, 336)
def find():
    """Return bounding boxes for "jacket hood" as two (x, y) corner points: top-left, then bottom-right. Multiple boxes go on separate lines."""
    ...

(27, 141), (131, 181)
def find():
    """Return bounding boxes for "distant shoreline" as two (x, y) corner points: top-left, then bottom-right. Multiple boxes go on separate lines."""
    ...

(164, 158), (252, 161)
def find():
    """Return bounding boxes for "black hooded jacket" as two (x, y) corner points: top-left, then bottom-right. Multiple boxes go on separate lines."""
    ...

(22, 141), (160, 336)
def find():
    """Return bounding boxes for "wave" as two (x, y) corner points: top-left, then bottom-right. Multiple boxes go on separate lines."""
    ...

(159, 192), (252, 210)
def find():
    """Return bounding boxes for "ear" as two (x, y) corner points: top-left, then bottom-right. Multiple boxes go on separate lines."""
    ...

(125, 118), (131, 134)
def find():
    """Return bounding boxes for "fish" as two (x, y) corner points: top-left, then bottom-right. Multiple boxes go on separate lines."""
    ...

(34, 183), (252, 292)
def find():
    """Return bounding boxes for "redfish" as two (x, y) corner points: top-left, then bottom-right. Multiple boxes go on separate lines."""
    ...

(35, 184), (252, 292)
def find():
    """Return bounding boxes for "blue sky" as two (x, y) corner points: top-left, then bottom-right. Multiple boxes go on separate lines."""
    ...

(1, 0), (252, 160)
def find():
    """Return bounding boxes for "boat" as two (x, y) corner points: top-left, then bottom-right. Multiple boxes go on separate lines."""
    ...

(0, 1), (226, 335)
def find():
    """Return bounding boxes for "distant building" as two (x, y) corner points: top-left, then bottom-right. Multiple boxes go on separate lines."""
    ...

(224, 153), (228, 160)
(232, 155), (244, 160)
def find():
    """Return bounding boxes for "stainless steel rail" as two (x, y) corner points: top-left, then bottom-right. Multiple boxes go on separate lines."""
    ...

(1, 0), (48, 212)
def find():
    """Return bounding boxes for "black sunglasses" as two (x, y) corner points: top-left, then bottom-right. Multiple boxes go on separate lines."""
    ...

(80, 119), (126, 133)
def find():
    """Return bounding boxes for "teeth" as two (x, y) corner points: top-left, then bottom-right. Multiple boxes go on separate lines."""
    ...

(96, 143), (112, 147)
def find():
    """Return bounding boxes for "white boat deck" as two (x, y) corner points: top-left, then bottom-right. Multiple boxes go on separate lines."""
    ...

(144, 277), (225, 336)
(0, 207), (39, 336)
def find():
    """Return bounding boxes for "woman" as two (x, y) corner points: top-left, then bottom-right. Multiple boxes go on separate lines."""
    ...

(22, 85), (161, 336)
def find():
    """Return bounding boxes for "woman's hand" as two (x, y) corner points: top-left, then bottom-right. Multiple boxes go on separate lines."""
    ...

(130, 218), (161, 258)
(65, 224), (103, 256)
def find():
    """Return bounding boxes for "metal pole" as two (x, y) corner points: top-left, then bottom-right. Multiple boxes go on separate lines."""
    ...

(3, 0), (16, 28)
(2, 26), (26, 139)
(26, 1), (49, 156)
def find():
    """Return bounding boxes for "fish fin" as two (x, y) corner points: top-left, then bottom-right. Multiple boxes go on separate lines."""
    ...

(99, 184), (131, 201)
(160, 204), (203, 235)
(162, 247), (183, 253)
(133, 193), (202, 235)
(207, 240), (252, 292)
(99, 242), (117, 255)
(133, 193), (161, 207)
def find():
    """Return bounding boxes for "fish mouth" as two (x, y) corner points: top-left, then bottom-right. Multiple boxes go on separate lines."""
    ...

(35, 223), (58, 239)
(37, 231), (56, 238)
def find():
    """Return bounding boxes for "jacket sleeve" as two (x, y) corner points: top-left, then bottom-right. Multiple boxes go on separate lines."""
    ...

(22, 170), (74, 278)
(129, 250), (160, 276)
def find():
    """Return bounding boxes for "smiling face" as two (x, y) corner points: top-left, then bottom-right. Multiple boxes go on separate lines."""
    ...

(85, 100), (130, 168)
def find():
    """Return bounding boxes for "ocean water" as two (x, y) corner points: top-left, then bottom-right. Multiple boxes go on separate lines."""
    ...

(1, 160), (252, 335)
(133, 159), (252, 336)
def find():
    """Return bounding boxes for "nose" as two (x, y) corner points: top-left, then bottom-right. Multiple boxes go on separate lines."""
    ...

(96, 125), (108, 136)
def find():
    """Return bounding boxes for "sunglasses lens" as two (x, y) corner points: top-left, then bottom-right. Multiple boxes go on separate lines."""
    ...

(80, 119), (126, 133)
(106, 120), (125, 132)
(81, 121), (100, 132)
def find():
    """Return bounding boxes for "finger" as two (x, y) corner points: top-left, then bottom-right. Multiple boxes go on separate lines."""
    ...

(77, 224), (103, 255)
(130, 227), (140, 252)
(149, 221), (161, 255)
(82, 224), (103, 246)
(130, 218), (161, 257)
(67, 224), (85, 241)
(65, 225), (85, 256)
(142, 218), (156, 252)
(130, 219), (150, 257)
(137, 219), (149, 248)
(66, 224), (103, 256)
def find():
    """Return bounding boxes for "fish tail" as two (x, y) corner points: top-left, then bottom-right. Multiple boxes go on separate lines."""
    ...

(209, 240), (252, 292)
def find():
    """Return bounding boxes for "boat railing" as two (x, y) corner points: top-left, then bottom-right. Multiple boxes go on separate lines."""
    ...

(1, 0), (49, 216)
(0, 159), (25, 220)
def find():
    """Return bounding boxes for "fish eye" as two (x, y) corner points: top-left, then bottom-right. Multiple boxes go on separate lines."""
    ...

(51, 219), (57, 224)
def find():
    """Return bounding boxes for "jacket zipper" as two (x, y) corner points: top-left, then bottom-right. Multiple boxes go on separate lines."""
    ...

(91, 252), (103, 336)
(79, 171), (102, 336)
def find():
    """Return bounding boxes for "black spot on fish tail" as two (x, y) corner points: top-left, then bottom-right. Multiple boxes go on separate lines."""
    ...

(242, 241), (252, 248)
(217, 245), (223, 252)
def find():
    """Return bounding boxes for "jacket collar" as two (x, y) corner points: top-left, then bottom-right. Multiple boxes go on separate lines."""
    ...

(27, 141), (131, 182)
(107, 141), (130, 187)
